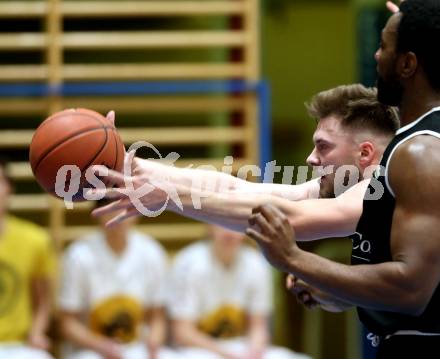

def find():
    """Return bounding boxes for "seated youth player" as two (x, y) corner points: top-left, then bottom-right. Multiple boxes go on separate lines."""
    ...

(58, 200), (176, 359)
(168, 225), (311, 359)
(0, 160), (56, 359)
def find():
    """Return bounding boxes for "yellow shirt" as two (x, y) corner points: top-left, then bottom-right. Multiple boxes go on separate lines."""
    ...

(0, 216), (56, 342)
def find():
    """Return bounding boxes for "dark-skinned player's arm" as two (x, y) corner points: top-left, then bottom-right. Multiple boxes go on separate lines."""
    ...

(247, 136), (440, 315)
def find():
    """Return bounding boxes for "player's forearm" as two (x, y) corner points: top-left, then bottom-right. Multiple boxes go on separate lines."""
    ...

(60, 315), (113, 354)
(173, 322), (230, 357)
(172, 188), (351, 240)
(277, 198), (358, 241)
(141, 158), (316, 199)
(247, 316), (269, 353)
(147, 309), (166, 348)
(30, 278), (52, 335)
(244, 180), (319, 201)
(171, 190), (274, 232)
(140, 158), (245, 193)
(31, 305), (51, 336)
(279, 180), (366, 241)
(287, 250), (427, 315)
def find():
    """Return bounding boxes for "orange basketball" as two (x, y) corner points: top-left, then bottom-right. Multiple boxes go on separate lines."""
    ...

(29, 108), (125, 201)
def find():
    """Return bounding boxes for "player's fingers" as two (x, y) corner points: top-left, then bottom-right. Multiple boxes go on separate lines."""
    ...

(298, 291), (312, 304)
(248, 213), (258, 226)
(286, 274), (293, 289)
(249, 212), (273, 236)
(132, 156), (149, 176)
(286, 274), (298, 289)
(91, 198), (133, 217)
(386, 1), (400, 13)
(293, 278), (311, 293)
(304, 299), (319, 310)
(259, 203), (287, 225)
(245, 227), (268, 245)
(106, 110), (115, 126)
(294, 290), (306, 304)
(85, 187), (128, 201)
(290, 281), (310, 297)
(262, 203), (284, 216)
(91, 165), (131, 189)
(123, 150), (137, 173)
(106, 208), (140, 227)
(251, 205), (264, 214)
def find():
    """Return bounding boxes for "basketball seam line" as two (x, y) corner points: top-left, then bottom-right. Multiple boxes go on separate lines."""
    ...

(31, 111), (113, 171)
(33, 125), (113, 174)
(79, 127), (110, 187)
(47, 127), (109, 196)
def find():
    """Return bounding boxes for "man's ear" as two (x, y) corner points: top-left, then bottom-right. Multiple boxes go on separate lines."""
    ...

(398, 51), (418, 79)
(359, 141), (375, 168)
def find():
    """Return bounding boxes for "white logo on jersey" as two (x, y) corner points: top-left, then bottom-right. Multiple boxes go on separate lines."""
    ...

(351, 232), (372, 262)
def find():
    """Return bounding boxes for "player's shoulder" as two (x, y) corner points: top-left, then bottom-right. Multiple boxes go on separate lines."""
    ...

(129, 230), (165, 252)
(390, 134), (440, 176)
(64, 232), (102, 262)
(172, 241), (210, 270)
(394, 134), (440, 159)
(389, 134), (440, 197)
(129, 230), (167, 260)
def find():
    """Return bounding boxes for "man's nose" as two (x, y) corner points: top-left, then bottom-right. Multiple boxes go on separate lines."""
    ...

(306, 148), (320, 166)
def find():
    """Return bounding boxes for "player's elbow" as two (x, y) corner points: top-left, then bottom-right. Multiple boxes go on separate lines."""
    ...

(391, 264), (433, 316)
(398, 291), (430, 316)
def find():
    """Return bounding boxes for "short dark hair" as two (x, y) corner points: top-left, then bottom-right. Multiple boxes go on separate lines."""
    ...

(305, 84), (399, 137)
(398, 0), (440, 90)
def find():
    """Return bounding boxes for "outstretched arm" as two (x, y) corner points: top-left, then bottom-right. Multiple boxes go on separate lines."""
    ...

(91, 165), (365, 239)
(126, 156), (319, 200)
(172, 178), (366, 237)
(247, 136), (440, 315)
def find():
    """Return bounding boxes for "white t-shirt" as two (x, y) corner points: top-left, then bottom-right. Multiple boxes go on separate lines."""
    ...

(59, 230), (168, 342)
(168, 241), (272, 338)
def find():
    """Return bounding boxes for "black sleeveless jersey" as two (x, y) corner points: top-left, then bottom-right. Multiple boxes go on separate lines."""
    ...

(350, 107), (440, 336)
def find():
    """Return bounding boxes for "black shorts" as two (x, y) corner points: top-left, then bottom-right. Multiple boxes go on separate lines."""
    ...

(376, 335), (440, 359)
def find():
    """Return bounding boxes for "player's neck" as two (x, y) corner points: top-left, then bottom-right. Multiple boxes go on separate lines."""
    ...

(212, 243), (237, 268)
(105, 232), (128, 256)
(399, 89), (440, 127)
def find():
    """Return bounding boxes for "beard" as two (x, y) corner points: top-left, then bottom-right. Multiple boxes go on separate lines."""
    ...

(319, 170), (363, 199)
(377, 73), (404, 106)
(318, 175), (336, 199)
